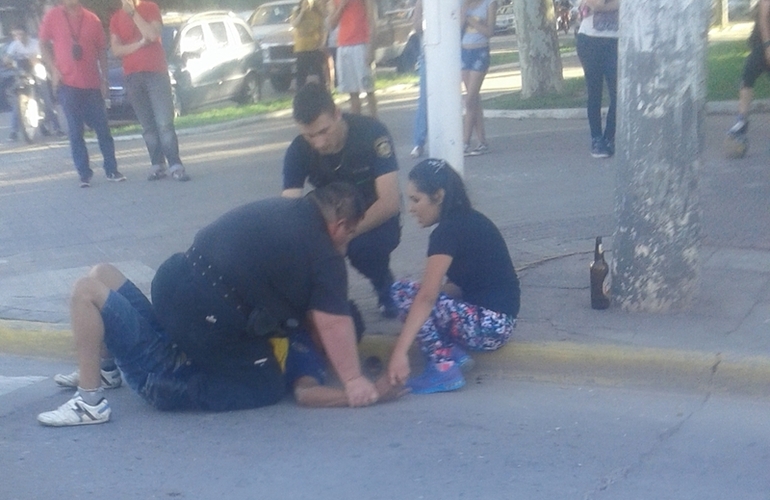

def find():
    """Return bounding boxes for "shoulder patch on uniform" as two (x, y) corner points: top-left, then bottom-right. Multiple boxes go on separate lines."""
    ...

(374, 136), (393, 158)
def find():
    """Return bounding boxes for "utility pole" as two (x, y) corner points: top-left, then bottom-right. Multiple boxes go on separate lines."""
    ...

(423, 0), (463, 174)
(611, 0), (710, 312)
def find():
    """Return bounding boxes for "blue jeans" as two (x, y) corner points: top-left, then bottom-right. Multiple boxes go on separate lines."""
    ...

(576, 34), (618, 142)
(57, 85), (118, 180)
(125, 71), (182, 167)
(413, 52), (427, 148)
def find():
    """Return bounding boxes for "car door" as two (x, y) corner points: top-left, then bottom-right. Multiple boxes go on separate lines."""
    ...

(202, 20), (237, 104)
(175, 22), (215, 110)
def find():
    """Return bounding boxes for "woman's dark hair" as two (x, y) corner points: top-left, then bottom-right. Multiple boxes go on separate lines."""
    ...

(408, 158), (472, 219)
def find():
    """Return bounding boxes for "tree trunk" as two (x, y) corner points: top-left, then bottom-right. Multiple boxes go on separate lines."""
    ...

(512, 0), (563, 98)
(611, 0), (709, 312)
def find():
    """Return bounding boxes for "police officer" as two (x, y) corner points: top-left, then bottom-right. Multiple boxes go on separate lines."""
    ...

(283, 82), (401, 318)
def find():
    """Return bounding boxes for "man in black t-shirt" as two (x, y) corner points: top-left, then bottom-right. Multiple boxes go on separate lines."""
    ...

(38, 184), (388, 427)
(283, 83), (402, 318)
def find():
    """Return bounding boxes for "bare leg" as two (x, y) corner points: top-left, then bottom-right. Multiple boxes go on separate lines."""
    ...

(366, 91), (377, 118)
(69, 264), (128, 389)
(462, 70), (486, 145)
(738, 87), (754, 117)
(349, 92), (362, 114)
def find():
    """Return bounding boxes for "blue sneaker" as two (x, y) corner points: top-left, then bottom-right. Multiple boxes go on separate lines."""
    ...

(407, 364), (465, 394)
(450, 345), (475, 372)
(591, 137), (611, 158)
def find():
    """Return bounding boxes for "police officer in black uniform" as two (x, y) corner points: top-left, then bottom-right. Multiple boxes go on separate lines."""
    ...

(283, 82), (402, 318)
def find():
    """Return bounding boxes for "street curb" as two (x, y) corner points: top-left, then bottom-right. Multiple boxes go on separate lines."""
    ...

(4, 319), (768, 397)
(357, 336), (770, 398)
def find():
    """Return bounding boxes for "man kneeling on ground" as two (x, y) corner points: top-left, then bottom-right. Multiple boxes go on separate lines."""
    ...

(38, 183), (403, 426)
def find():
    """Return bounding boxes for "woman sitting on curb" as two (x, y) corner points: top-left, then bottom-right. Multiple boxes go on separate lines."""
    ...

(386, 158), (520, 394)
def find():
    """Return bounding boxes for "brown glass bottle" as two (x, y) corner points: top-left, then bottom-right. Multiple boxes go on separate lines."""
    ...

(590, 236), (610, 310)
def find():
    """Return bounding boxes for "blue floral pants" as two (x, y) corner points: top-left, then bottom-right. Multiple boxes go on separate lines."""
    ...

(391, 280), (515, 367)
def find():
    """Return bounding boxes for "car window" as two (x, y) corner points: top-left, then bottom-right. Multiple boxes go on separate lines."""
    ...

(180, 24), (204, 53)
(234, 22), (253, 45)
(248, 3), (296, 26)
(208, 21), (229, 48)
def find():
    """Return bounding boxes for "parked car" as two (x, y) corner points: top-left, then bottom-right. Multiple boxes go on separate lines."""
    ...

(495, 3), (516, 34)
(108, 11), (264, 119)
(247, 0), (420, 93)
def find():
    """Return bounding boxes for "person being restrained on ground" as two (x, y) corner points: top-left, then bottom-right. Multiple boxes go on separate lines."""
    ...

(39, 183), (400, 427)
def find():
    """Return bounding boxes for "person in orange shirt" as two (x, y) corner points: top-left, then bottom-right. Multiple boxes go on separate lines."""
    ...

(328, 0), (377, 117)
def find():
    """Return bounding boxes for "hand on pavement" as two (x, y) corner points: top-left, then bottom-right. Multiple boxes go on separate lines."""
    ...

(344, 375), (379, 407)
(387, 351), (411, 386)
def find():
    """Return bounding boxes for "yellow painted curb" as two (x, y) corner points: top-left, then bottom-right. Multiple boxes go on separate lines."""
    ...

(0, 321), (73, 359)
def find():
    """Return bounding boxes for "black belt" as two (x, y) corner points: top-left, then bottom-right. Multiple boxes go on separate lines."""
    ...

(184, 246), (250, 315)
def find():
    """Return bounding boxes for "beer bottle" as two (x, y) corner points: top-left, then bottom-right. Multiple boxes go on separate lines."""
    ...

(590, 236), (610, 310)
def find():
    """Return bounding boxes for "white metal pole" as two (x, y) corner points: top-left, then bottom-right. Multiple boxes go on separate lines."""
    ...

(423, 0), (463, 175)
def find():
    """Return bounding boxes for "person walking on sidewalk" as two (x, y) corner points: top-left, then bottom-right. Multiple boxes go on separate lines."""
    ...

(386, 159), (520, 394)
(461, 0), (497, 156)
(726, 0), (770, 145)
(110, 0), (189, 182)
(39, 0), (126, 187)
(410, 0), (427, 159)
(283, 82), (402, 319)
(38, 184), (394, 427)
(328, 0), (378, 117)
(290, 0), (328, 90)
(575, 0), (619, 159)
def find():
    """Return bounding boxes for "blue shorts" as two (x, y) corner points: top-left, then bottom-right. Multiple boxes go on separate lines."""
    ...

(100, 280), (178, 393)
(285, 330), (326, 388)
(461, 46), (491, 73)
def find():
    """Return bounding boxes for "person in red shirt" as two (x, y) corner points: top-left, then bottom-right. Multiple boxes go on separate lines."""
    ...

(39, 0), (125, 188)
(328, 0), (377, 117)
(110, 0), (189, 181)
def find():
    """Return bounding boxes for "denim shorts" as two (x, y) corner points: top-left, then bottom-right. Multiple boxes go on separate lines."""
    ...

(101, 280), (178, 393)
(461, 46), (491, 73)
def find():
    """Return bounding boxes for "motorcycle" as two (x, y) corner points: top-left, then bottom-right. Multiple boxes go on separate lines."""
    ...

(556, 6), (571, 34)
(5, 58), (57, 143)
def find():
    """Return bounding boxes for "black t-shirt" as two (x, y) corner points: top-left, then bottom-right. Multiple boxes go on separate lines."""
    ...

(428, 209), (520, 317)
(283, 113), (398, 208)
(191, 197), (351, 323)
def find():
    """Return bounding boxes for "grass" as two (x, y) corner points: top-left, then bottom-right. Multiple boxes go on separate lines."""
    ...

(487, 39), (770, 110)
(110, 37), (766, 133)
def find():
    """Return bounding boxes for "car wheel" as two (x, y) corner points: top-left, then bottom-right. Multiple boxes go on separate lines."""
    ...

(238, 73), (262, 104)
(270, 73), (293, 93)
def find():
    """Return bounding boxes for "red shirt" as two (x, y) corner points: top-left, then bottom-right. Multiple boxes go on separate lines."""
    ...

(336, 0), (370, 46)
(109, 2), (167, 75)
(39, 5), (106, 90)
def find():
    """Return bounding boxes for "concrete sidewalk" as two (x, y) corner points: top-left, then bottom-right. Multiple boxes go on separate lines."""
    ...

(1, 25), (769, 398)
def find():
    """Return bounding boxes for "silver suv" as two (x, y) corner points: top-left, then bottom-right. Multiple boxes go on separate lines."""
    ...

(247, 0), (420, 93)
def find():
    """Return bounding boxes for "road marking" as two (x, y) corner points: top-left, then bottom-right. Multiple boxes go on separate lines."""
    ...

(0, 375), (47, 397)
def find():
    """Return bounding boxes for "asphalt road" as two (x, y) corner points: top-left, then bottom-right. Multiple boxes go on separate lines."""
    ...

(1, 352), (768, 500)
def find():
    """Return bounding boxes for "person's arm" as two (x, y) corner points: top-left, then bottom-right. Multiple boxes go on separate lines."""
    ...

(464, 0), (497, 39)
(387, 254), (453, 385)
(111, 32), (148, 58)
(122, 0), (161, 42)
(759, 0), (770, 64)
(328, 0), (351, 30)
(351, 171), (400, 236)
(40, 40), (60, 89)
(309, 309), (379, 406)
(365, 0), (377, 65)
(98, 48), (109, 99)
(293, 374), (406, 407)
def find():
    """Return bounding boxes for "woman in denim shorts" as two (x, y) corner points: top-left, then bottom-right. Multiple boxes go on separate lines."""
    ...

(461, 0), (497, 156)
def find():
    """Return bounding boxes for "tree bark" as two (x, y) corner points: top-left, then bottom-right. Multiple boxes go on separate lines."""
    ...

(611, 0), (709, 312)
(512, 0), (563, 99)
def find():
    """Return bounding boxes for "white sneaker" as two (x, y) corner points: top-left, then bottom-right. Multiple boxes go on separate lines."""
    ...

(37, 394), (111, 427)
(54, 368), (122, 389)
(410, 145), (423, 158)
